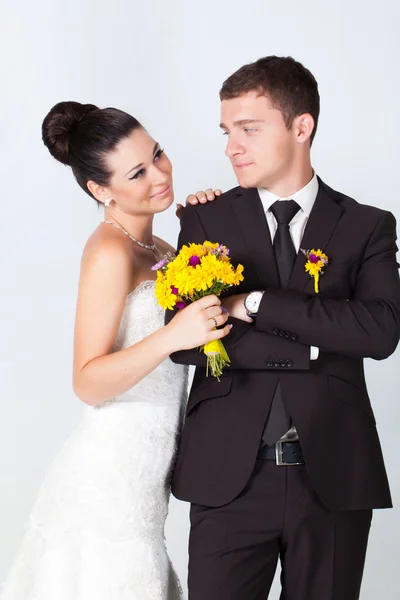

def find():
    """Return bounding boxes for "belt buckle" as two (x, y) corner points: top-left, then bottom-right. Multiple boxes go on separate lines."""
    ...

(275, 440), (303, 466)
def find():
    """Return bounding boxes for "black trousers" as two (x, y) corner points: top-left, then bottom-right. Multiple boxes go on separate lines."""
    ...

(188, 459), (372, 600)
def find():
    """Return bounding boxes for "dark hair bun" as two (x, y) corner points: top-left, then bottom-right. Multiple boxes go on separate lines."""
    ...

(42, 101), (99, 165)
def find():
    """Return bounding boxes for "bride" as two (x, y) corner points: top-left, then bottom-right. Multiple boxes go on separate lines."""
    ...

(1, 101), (229, 600)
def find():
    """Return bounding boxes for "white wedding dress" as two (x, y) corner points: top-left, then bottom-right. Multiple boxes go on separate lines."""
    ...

(1, 280), (188, 600)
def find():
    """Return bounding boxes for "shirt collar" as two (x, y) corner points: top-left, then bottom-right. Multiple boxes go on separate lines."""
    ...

(257, 171), (319, 218)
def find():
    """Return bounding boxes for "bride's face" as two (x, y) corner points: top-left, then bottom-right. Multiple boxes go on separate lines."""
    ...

(103, 128), (174, 216)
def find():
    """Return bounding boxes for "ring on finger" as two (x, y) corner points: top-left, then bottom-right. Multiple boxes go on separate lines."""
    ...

(212, 317), (218, 328)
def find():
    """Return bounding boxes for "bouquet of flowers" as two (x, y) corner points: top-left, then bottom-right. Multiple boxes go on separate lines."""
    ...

(153, 241), (244, 379)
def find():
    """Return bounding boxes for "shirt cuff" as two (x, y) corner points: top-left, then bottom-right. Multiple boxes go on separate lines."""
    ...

(310, 346), (319, 360)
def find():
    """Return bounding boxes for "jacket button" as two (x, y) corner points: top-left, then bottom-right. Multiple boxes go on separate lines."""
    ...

(274, 361), (280, 368)
(266, 360), (274, 367)
(286, 360), (294, 368)
(272, 328), (279, 335)
(290, 333), (298, 341)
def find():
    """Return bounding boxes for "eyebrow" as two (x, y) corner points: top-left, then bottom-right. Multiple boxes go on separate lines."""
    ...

(219, 119), (265, 130)
(125, 143), (160, 176)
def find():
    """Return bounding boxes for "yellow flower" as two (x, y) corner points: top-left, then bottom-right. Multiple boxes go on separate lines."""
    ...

(155, 271), (177, 310)
(231, 263), (245, 285)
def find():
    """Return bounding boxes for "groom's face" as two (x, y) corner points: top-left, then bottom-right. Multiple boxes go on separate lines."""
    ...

(220, 91), (295, 189)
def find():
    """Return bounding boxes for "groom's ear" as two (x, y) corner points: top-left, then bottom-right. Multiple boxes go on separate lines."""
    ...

(294, 113), (315, 145)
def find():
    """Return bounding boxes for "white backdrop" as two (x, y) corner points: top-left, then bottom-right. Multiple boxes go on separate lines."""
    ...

(1, 0), (399, 597)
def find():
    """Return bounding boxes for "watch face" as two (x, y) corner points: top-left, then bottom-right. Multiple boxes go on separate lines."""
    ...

(246, 292), (261, 312)
(247, 295), (257, 311)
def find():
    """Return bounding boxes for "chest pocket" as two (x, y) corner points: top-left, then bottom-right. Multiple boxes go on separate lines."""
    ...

(312, 261), (358, 298)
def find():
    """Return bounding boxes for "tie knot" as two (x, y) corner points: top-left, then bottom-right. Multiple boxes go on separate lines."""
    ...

(270, 200), (300, 225)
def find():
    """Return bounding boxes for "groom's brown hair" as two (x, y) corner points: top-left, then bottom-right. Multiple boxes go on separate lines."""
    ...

(220, 56), (320, 144)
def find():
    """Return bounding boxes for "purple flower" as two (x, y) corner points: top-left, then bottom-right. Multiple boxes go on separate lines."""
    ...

(176, 301), (187, 309)
(151, 258), (167, 271)
(309, 253), (319, 263)
(210, 245), (230, 257)
(189, 255), (201, 267)
(170, 286), (179, 295)
(218, 244), (230, 256)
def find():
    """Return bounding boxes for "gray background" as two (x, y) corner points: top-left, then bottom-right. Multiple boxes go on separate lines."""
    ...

(1, 0), (399, 597)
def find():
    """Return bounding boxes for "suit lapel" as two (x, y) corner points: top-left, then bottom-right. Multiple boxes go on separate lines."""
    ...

(229, 187), (280, 288)
(289, 179), (344, 292)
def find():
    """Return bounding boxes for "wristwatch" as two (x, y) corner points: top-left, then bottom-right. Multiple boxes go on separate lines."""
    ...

(244, 291), (265, 318)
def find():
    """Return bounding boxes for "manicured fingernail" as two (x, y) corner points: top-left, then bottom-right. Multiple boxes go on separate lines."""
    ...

(221, 307), (230, 315)
(193, 200), (198, 204)
(229, 324), (233, 329)
(207, 195), (213, 200)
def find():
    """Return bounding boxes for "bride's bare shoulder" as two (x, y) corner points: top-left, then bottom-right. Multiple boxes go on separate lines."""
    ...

(83, 223), (132, 258)
(79, 224), (134, 290)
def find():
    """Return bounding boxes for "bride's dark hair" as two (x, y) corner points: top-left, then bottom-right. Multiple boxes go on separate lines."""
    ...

(42, 101), (142, 199)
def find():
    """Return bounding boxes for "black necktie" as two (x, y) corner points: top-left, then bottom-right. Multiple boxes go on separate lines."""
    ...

(270, 200), (300, 287)
(262, 199), (300, 446)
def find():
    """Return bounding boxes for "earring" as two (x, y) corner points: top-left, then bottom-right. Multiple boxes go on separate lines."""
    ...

(105, 198), (112, 207)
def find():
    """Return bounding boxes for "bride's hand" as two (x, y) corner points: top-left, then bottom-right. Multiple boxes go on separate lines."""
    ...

(165, 295), (231, 352)
(176, 188), (223, 218)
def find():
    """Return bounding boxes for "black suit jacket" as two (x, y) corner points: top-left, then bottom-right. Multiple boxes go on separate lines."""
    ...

(166, 178), (400, 511)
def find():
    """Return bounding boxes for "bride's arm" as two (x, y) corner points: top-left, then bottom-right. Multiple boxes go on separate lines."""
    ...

(73, 238), (229, 407)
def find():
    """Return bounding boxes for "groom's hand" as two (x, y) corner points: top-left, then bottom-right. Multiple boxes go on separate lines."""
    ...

(222, 293), (254, 323)
(175, 188), (223, 218)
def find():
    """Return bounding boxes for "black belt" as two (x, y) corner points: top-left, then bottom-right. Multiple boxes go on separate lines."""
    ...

(258, 440), (305, 466)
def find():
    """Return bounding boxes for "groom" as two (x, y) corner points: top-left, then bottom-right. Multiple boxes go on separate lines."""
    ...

(167, 56), (400, 599)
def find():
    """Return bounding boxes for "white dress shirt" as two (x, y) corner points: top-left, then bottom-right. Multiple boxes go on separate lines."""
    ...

(257, 172), (319, 360)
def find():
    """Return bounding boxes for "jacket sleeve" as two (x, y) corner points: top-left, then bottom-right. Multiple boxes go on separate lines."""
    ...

(255, 211), (400, 360)
(165, 205), (311, 371)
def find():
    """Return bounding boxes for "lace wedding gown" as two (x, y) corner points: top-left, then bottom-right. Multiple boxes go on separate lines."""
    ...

(1, 280), (188, 600)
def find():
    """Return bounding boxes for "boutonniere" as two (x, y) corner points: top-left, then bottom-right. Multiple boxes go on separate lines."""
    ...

(300, 248), (329, 293)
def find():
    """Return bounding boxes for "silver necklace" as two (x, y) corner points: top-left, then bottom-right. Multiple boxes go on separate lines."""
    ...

(101, 220), (157, 253)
